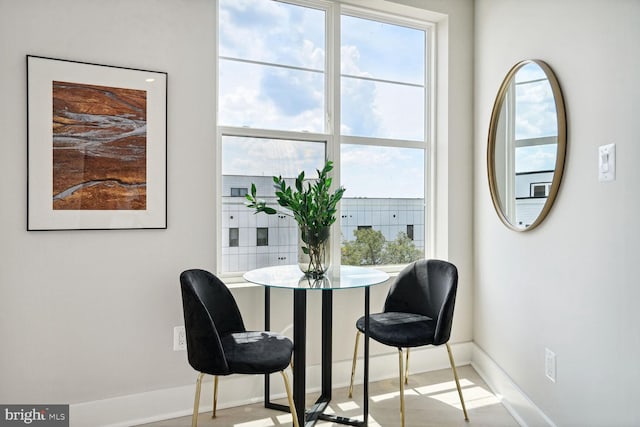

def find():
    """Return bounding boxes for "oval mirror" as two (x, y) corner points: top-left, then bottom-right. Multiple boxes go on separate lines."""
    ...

(487, 60), (567, 231)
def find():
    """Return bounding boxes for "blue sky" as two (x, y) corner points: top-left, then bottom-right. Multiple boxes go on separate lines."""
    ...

(514, 63), (559, 172)
(219, 0), (426, 198)
(219, 0), (555, 195)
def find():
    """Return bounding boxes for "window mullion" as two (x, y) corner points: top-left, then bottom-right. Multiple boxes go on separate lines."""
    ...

(327, 2), (342, 268)
(340, 135), (426, 150)
(219, 126), (329, 143)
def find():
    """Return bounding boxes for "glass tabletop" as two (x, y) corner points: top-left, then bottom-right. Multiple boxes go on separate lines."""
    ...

(243, 265), (390, 290)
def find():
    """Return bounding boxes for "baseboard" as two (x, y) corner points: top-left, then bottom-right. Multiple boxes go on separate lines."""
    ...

(70, 342), (473, 427)
(470, 344), (556, 427)
(71, 342), (555, 427)
(71, 373), (276, 427)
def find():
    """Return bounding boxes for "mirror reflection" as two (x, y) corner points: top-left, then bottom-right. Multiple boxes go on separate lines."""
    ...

(488, 60), (566, 231)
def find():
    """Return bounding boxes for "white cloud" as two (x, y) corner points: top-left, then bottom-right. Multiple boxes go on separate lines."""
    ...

(341, 145), (424, 198)
(219, 0), (427, 197)
(223, 137), (325, 178)
(515, 145), (557, 173)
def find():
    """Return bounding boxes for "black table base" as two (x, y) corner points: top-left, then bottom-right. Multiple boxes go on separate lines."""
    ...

(264, 286), (371, 426)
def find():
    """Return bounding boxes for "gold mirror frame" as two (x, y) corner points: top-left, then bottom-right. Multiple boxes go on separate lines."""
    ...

(487, 59), (567, 231)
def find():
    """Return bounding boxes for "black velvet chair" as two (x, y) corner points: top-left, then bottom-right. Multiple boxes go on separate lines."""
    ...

(180, 269), (299, 427)
(347, 259), (468, 426)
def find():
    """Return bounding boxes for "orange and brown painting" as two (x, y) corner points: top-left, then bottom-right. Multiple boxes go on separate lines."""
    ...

(52, 81), (147, 210)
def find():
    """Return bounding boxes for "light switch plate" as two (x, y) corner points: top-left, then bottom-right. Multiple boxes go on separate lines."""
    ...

(598, 143), (616, 182)
(545, 348), (556, 382)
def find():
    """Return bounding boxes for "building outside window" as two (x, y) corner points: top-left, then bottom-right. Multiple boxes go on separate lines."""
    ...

(218, 0), (431, 274)
(256, 228), (269, 247)
(230, 187), (248, 197)
(229, 228), (239, 247)
(530, 181), (552, 198)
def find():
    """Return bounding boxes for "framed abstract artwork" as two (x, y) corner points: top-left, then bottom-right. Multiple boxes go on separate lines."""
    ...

(27, 55), (167, 230)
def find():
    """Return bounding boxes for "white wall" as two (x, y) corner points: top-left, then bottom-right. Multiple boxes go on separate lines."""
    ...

(0, 0), (218, 405)
(0, 0), (474, 425)
(474, 1), (640, 426)
(393, 0), (475, 345)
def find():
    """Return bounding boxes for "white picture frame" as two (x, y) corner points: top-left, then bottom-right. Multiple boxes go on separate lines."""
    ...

(27, 55), (167, 230)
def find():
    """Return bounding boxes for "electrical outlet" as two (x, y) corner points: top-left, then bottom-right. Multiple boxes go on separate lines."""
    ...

(545, 348), (556, 382)
(173, 326), (186, 351)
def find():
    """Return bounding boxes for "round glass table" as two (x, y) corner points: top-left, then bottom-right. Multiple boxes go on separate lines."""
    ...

(243, 265), (390, 427)
(243, 264), (390, 290)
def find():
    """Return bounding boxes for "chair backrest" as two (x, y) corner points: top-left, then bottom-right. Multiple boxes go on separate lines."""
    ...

(383, 259), (458, 345)
(180, 269), (246, 375)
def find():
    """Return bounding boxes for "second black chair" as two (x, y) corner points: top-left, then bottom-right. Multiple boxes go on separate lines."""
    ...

(348, 259), (468, 426)
(180, 269), (299, 427)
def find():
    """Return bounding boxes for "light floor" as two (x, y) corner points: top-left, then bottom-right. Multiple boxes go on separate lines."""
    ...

(139, 365), (519, 427)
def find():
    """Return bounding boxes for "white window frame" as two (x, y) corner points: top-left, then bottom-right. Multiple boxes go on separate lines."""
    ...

(215, 0), (437, 280)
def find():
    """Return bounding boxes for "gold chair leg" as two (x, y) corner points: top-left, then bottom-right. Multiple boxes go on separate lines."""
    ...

(446, 343), (469, 421)
(405, 348), (410, 384)
(281, 370), (300, 427)
(348, 330), (361, 398)
(398, 349), (406, 427)
(192, 372), (205, 427)
(212, 375), (219, 418)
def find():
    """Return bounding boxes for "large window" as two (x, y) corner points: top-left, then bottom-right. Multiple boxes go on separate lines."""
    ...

(218, 0), (431, 274)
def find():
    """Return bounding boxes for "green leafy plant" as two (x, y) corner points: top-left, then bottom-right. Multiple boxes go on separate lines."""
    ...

(245, 160), (345, 276)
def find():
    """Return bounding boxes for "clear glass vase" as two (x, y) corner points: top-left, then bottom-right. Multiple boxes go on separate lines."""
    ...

(297, 225), (331, 278)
